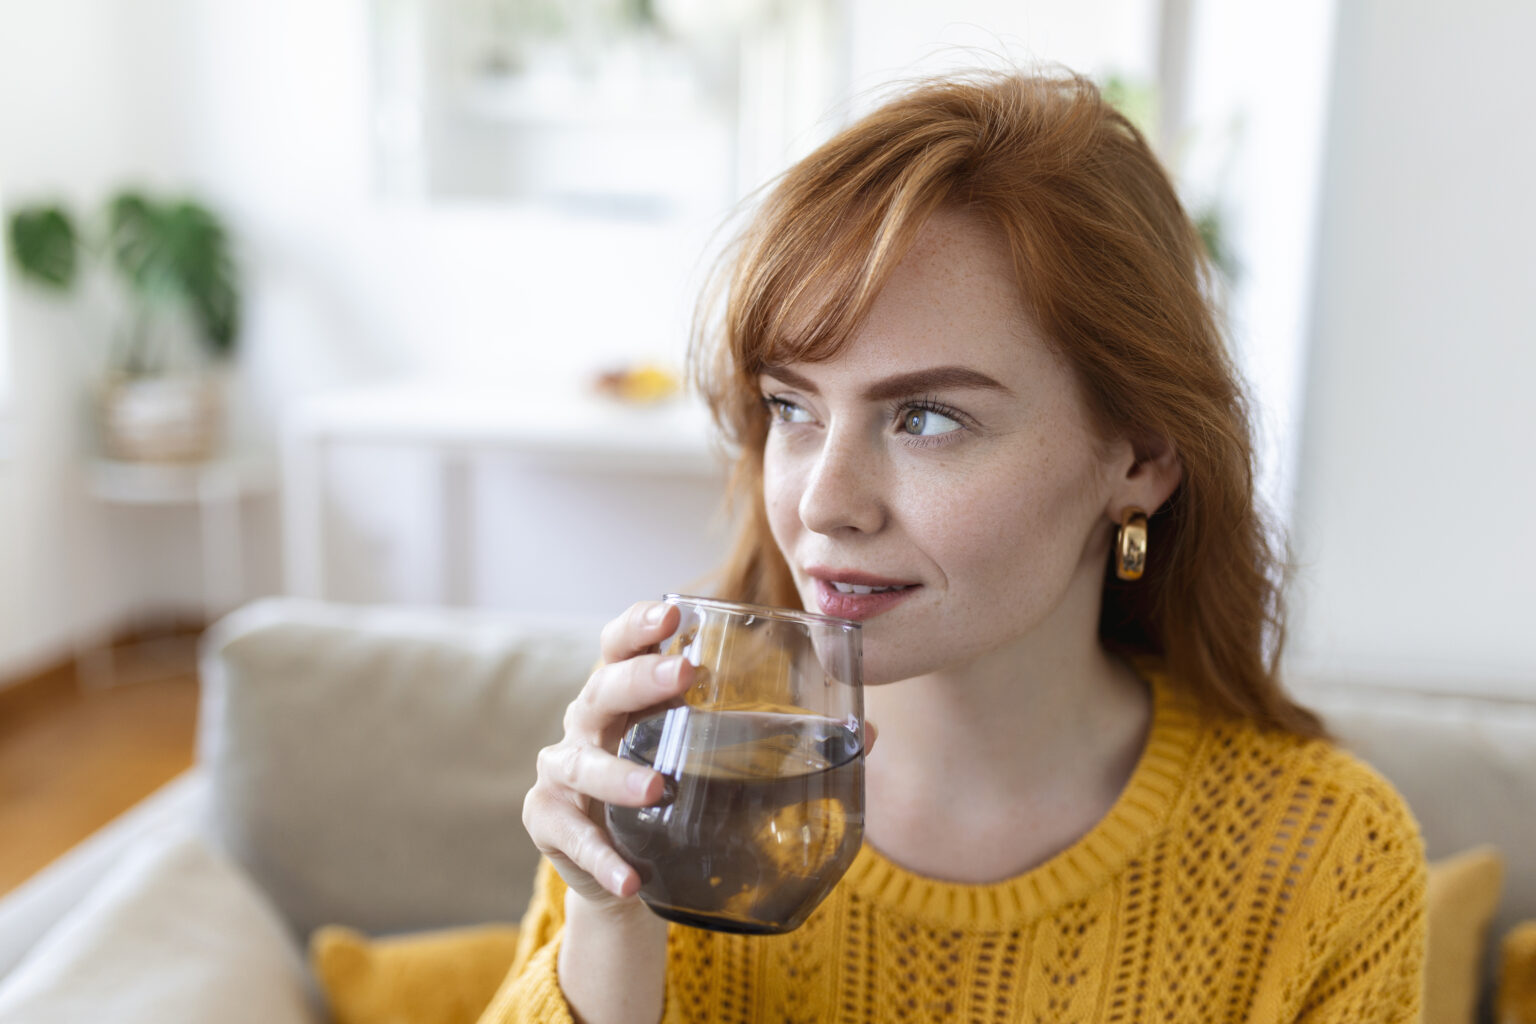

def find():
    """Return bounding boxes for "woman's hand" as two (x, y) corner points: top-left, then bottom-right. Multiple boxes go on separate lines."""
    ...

(523, 602), (692, 1022)
(522, 600), (695, 912)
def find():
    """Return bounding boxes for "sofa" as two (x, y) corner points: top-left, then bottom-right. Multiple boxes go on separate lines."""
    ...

(0, 596), (1531, 1023)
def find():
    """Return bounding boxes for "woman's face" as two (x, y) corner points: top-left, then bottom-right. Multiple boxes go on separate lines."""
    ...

(759, 208), (1154, 684)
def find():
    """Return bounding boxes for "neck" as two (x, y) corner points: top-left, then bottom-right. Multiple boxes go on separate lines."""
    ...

(863, 621), (1143, 794)
(859, 560), (1153, 881)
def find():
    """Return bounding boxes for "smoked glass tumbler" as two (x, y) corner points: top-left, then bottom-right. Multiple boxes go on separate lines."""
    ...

(606, 594), (864, 934)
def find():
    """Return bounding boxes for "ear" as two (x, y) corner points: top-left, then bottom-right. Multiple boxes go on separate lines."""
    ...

(1107, 434), (1182, 521)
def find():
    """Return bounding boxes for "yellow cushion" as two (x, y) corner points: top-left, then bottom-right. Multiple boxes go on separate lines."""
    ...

(1421, 846), (1504, 1024)
(310, 923), (520, 1024)
(1500, 920), (1536, 1024)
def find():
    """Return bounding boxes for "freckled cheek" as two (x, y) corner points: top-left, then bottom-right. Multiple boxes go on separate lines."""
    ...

(761, 454), (805, 549)
(903, 477), (1066, 595)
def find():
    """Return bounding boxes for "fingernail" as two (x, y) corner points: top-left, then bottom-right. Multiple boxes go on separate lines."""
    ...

(610, 866), (631, 896)
(653, 656), (681, 685)
(643, 604), (668, 627)
(626, 769), (653, 799)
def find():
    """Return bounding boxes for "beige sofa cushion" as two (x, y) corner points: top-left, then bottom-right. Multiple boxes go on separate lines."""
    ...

(198, 598), (602, 940)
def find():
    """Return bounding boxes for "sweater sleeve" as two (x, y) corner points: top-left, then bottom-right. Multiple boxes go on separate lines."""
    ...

(1293, 856), (1427, 1023)
(1287, 763), (1430, 1024)
(477, 859), (577, 1024)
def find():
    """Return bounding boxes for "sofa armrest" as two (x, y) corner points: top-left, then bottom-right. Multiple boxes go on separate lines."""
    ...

(0, 771), (206, 982)
(0, 830), (320, 1024)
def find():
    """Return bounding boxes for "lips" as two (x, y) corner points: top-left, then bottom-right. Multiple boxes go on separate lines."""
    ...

(805, 567), (921, 622)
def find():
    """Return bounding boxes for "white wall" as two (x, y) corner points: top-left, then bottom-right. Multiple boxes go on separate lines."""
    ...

(0, 216), (10, 408)
(0, 0), (200, 678)
(0, 0), (749, 678)
(1288, 0), (1536, 690)
(0, 199), (13, 656)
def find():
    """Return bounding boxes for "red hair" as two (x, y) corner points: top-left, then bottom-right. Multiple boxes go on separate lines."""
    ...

(691, 70), (1322, 737)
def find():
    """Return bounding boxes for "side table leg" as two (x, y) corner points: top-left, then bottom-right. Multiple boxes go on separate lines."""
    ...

(282, 424), (325, 599)
(440, 451), (474, 608)
(198, 465), (244, 624)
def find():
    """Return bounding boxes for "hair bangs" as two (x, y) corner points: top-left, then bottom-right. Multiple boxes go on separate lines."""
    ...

(734, 181), (946, 378)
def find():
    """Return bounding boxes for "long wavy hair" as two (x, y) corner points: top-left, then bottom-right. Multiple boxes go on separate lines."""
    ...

(690, 70), (1322, 737)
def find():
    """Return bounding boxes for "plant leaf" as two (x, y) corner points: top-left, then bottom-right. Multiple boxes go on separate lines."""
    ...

(105, 192), (241, 354)
(7, 206), (79, 289)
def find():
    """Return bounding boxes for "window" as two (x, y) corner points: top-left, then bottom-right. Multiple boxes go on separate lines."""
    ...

(369, 0), (845, 215)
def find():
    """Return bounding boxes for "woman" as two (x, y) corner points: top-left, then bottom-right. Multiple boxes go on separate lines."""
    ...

(491, 70), (1426, 1024)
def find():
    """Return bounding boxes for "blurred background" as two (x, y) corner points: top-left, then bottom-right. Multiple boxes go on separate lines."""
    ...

(0, 0), (1531, 696)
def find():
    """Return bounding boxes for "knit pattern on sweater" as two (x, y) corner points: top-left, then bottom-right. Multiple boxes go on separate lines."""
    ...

(481, 672), (1427, 1023)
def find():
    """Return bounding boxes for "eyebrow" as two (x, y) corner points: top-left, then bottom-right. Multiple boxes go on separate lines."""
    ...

(759, 364), (1015, 402)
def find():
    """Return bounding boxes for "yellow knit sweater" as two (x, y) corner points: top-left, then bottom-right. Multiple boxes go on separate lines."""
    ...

(480, 671), (1427, 1023)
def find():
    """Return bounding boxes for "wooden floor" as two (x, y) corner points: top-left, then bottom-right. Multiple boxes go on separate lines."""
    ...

(0, 638), (200, 897)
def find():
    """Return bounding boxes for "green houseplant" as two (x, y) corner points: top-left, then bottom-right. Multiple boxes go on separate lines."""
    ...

(6, 190), (241, 460)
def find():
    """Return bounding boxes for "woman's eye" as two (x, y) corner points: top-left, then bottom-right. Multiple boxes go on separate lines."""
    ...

(765, 397), (812, 424)
(901, 407), (962, 437)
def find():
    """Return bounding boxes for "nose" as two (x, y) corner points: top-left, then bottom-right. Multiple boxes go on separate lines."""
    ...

(797, 423), (887, 536)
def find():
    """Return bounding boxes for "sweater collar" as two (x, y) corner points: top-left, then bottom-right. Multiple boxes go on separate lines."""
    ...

(841, 666), (1203, 930)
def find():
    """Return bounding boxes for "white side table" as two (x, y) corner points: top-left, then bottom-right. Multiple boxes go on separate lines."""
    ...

(281, 385), (727, 607)
(71, 455), (273, 688)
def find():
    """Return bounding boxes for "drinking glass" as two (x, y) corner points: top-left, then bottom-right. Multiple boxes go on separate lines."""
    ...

(606, 594), (864, 935)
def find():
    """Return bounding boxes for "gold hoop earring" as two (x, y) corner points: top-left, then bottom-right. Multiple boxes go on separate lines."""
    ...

(1116, 509), (1148, 581)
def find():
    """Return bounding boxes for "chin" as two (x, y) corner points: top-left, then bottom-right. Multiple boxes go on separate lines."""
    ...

(855, 631), (960, 686)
